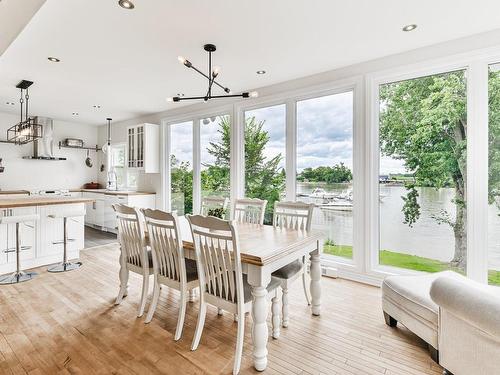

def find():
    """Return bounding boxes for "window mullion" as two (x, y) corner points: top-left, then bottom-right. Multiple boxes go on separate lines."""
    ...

(193, 119), (201, 214)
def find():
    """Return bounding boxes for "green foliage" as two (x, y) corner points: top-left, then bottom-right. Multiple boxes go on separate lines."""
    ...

(297, 163), (352, 183)
(401, 184), (420, 227)
(202, 115), (285, 223)
(207, 207), (226, 219)
(170, 155), (193, 215)
(488, 69), (500, 209)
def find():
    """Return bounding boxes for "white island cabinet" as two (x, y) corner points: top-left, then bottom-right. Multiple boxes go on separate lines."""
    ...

(0, 197), (92, 275)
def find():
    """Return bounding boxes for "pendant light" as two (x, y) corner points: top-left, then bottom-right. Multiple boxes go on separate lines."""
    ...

(101, 118), (112, 154)
(7, 80), (43, 145)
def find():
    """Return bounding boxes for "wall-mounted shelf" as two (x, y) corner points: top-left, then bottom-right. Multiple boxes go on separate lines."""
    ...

(58, 142), (101, 152)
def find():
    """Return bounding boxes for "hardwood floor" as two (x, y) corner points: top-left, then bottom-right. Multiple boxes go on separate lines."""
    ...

(0, 244), (443, 375)
(84, 226), (117, 248)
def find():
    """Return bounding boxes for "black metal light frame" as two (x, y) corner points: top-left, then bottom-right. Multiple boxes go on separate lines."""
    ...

(170, 44), (256, 102)
(7, 80), (43, 145)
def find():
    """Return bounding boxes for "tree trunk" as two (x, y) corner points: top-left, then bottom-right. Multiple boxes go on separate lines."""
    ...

(451, 197), (467, 270)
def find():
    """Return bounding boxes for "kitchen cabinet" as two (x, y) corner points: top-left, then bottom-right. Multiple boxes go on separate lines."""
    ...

(83, 192), (104, 228)
(126, 123), (159, 173)
(0, 207), (37, 267)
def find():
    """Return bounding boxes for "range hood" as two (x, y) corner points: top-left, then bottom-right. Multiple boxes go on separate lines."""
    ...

(22, 117), (66, 160)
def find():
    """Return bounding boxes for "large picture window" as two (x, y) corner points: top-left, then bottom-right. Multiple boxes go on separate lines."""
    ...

(244, 104), (286, 223)
(296, 91), (354, 260)
(378, 70), (467, 274)
(488, 63), (500, 285)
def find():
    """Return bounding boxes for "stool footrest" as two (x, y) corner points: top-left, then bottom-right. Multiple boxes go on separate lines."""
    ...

(3, 246), (32, 253)
(51, 239), (76, 245)
(0, 271), (37, 284)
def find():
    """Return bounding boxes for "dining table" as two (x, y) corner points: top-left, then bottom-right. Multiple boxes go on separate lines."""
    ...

(118, 216), (324, 372)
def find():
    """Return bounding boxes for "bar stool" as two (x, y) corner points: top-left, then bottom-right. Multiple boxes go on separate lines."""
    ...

(0, 214), (39, 284)
(47, 210), (85, 272)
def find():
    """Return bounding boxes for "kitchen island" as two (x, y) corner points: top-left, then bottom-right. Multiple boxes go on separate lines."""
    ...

(0, 196), (94, 275)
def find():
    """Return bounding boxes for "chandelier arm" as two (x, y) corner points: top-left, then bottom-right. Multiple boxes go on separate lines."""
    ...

(176, 93), (248, 102)
(189, 64), (230, 93)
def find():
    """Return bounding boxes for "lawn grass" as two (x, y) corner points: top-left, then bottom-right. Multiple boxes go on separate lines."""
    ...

(324, 244), (500, 285)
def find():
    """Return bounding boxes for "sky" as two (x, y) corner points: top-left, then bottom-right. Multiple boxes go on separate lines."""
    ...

(170, 91), (406, 175)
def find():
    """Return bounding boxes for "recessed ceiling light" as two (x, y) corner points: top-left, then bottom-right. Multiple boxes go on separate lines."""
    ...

(118, 0), (134, 9)
(402, 24), (417, 32)
(48, 57), (60, 62)
(5, 101), (15, 106)
(256, 70), (266, 75)
(93, 105), (101, 109)
(177, 93), (185, 97)
(72, 112), (79, 116)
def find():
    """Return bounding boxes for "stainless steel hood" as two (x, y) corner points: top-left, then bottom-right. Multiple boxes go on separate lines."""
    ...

(22, 117), (66, 160)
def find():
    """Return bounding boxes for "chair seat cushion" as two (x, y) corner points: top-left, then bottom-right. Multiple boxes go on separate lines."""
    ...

(382, 270), (465, 325)
(272, 259), (303, 279)
(185, 259), (198, 282)
(242, 275), (281, 303)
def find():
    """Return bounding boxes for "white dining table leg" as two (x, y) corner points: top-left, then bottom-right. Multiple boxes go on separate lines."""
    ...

(248, 265), (271, 372)
(310, 243), (322, 316)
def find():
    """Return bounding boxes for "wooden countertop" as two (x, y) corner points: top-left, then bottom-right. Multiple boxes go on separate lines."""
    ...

(0, 196), (94, 209)
(73, 189), (156, 196)
(0, 190), (30, 195)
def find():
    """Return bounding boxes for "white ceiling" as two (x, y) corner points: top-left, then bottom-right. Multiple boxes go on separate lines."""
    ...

(1, 0), (500, 126)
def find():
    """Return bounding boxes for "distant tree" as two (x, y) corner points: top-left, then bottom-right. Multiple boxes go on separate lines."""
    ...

(170, 155), (193, 215)
(297, 163), (352, 183)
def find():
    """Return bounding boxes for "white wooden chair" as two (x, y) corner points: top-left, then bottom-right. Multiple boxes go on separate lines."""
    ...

(271, 201), (315, 327)
(200, 196), (229, 217)
(187, 214), (281, 375)
(141, 209), (199, 340)
(113, 204), (153, 317)
(233, 198), (267, 225)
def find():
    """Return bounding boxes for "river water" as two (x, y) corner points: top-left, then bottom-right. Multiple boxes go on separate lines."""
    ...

(297, 182), (500, 270)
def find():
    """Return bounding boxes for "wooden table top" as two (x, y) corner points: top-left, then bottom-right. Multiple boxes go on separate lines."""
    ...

(178, 217), (323, 266)
(0, 196), (95, 209)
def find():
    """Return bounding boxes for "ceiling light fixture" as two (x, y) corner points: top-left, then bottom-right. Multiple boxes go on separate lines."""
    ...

(72, 112), (79, 116)
(7, 80), (43, 145)
(118, 0), (134, 9)
(101, 118), (112, 154)
(93, 105), (101, 109)
(402, 24), (417, 32)
(48, 57), (60, 62)
(5, 101), (15, 106)
(167, 44), (258, 103)
(256, 70), (266, 75)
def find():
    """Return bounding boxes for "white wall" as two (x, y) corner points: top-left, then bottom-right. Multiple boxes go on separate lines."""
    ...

(96, 28), (500, 207)
(0, 111), (99, 190)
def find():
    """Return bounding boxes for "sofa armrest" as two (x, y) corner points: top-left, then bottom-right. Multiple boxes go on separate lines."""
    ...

(430, 276), (500, 338)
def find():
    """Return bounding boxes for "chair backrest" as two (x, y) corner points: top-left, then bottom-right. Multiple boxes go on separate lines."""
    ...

(273, 201), (315, 231)
(113, 204), (148, 269)
(233, 198), (267, 225)
(187, 215), (244, 305)
(201, 196), (229, 216)
(142, 209), (186, 283)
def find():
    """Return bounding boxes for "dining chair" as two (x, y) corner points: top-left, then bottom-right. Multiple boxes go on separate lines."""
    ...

(113, 204), (153, 317)
(271, 201), (315, 327)
(141, 209), (199, 340)
(187, 214), (281, 375)
(233, 198), (267, 224)
(200, 196), (229, 217)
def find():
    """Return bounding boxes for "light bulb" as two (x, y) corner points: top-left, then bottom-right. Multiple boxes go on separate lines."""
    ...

(212, 66), (221, 78)
(249, 91), (259, 98)
(166, 97), (174, 102)
(178, 56), (186, 64)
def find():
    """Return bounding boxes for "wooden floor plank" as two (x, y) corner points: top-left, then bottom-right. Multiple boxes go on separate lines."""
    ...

(0, 243), (443, 375)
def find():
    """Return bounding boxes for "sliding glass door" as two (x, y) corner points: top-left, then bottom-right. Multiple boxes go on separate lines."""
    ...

(378, 70), (467, 274)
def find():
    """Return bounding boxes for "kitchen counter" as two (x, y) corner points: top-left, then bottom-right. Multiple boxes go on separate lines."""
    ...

(0, 196), (94, 209)
(0, 190), (30, 195)
(72, 189), (155, 196)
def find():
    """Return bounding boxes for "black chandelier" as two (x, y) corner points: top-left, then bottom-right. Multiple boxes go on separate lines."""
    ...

(167, 44), (258, 103)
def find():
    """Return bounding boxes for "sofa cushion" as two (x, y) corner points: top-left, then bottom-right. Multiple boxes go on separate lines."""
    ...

(382, 271), (465, 326)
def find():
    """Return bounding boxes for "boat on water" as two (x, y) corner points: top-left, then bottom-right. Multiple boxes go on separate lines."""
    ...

(309, 188), (338, 199)
(319, 201), (353, 212)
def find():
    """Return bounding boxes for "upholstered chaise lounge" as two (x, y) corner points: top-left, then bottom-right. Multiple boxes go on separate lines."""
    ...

(381, 271), (465, 363)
